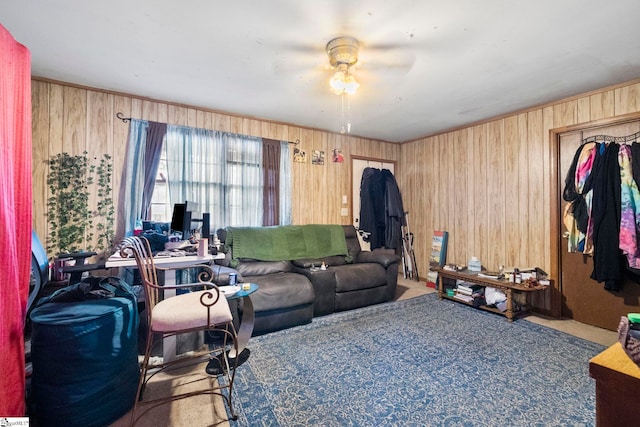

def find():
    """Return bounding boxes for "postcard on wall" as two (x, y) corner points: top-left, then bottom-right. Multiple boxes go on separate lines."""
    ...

(429, 230), (449, 267)
(312, 150), (325, 165)
(293, 147), (307, 163)
(332, 148), (344, 163)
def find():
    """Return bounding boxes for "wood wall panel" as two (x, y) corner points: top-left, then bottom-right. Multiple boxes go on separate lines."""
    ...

(503, 116), (520, 267)
(62, 86), (86, 154)
(541, 105), (555, 272)
(615, 83), (640, 115)
(31, 81), (49, 240)
(516, 113), (529, 267)
(86, 91), (112, 233)
(48, 84), (63, 156)
(591, 90), (615, 120)
(470, 124), (487, 267)
(554, 100), (577, 128)
(488, 120), (506, 270)
(526, 109), (544, 269)
(452, 131), (468, 265)
(577, 96), (590, 124)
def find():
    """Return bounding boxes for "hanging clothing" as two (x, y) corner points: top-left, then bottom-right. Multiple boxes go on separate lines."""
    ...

(382, 169), (406, 250)
(563, 142), (597, 253)
(359, 167), (406, 250)
(589, 143), (623, 291)
(563, 133), (640, 292)
(359, 167), (386, 249)
(618, 144), (640, 269)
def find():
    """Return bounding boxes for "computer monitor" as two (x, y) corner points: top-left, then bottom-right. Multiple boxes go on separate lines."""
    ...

(170, 201), (209, 241)
(170, 202), (191, 240)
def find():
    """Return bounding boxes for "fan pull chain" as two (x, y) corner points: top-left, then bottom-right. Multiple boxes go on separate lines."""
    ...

(346, 93), (351, 134)
(340, 92), (352, 134)
(340, 93), (344, 134)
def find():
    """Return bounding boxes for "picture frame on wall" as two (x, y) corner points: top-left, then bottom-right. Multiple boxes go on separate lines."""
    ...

(312, 150), (325, 165)
(293, 147), (307, 163)
(332, 149), (344, 163)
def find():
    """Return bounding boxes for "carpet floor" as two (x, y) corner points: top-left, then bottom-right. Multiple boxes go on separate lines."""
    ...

(230, 293), (605, 426)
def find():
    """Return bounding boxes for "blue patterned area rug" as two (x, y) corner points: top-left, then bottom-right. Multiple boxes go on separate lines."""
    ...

(229, 293), (605, 426)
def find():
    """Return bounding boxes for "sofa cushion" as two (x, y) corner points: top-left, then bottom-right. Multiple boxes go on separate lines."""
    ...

(236, 260), (292, 276)
(292, 255), (348, 268)
(247, 272), (315, 312)
(333, 263), (387, 292)
(209, 264), (244, 286)
(342, 225), (362, 260)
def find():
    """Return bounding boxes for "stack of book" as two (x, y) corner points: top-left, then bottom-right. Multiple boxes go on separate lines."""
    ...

(454, 282), (483, 303)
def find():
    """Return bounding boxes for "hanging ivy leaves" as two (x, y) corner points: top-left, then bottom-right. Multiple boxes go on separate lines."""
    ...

(47, 152), (114, 257)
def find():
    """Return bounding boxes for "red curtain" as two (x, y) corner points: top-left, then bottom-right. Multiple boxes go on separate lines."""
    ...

(262, 139), (281, 226)
(0, 24), (32, 415)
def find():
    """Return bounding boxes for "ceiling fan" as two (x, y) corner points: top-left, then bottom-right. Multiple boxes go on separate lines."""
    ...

(326, 36), (361, 95)
(274, 31), (417, 94)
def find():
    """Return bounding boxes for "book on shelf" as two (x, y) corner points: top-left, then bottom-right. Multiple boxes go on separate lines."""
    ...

(429, 230), (449, 268)
(426, 270), (438, 289)
(453, 293), (474, 303)
(456, 283), (483, 296)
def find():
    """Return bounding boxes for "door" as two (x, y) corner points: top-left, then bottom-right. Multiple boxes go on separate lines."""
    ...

(351, 157), (395, 251)
(559, 121), (640, 331)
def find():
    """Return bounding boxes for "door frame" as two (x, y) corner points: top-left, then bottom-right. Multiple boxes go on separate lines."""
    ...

(549, 111), (640, 318)
(350, 155), (397, 249)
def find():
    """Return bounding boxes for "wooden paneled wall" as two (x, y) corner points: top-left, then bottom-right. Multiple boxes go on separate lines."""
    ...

(399, 79), (640, 314)
(31, 79), (400, 250)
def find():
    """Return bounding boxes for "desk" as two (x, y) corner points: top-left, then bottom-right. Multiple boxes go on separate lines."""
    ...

(590, 342), (640, 427)
(106, 253), (224, 361)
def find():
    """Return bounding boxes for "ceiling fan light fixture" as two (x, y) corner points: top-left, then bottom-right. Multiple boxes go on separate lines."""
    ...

(326, 36), (361, 133)
(329, 66), (360, 95)
(327, 37), (361, 95)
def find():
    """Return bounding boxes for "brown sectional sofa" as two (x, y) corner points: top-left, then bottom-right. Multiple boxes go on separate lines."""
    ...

(216, 224), (400, 335)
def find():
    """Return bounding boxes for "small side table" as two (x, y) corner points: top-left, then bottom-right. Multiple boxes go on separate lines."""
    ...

(226, 283), (258, 358)
(206, 283), (258, 375)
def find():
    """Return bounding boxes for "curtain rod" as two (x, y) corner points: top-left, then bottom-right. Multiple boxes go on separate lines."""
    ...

(115, 112), (299, 145)
(116, 112), (131, 123)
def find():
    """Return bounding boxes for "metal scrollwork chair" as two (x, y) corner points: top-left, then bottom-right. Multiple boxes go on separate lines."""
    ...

(120, 236), (239, 425)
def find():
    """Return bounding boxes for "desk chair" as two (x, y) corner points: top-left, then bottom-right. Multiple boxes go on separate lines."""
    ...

(120, 236), (239, 425)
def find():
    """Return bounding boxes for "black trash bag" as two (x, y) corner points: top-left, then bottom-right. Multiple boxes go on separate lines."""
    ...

(37, 275), (136, 305)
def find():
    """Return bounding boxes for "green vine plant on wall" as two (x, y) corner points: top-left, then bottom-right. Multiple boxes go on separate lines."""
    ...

(47, 152), (115, 258)
(94, 154), (115, 254)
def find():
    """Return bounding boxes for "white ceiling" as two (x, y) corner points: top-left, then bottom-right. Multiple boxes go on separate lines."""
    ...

(2, 1), (640, 143)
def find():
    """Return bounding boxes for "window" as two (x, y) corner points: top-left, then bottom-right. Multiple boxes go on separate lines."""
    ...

(149, 125), (290, 231)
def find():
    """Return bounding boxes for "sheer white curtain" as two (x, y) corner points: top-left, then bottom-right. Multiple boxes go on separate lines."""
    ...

(165, 125), (263, 229)
(118, 119), (148, 239)
(280, 140), (292, 225)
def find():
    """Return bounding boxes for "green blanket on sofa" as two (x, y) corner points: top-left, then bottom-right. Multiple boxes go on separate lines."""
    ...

(227, 224), (349, 264)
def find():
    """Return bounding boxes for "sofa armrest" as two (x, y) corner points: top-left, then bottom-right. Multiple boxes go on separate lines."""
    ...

(207, 264), (243, 286)
(355, 249), (401, 269)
